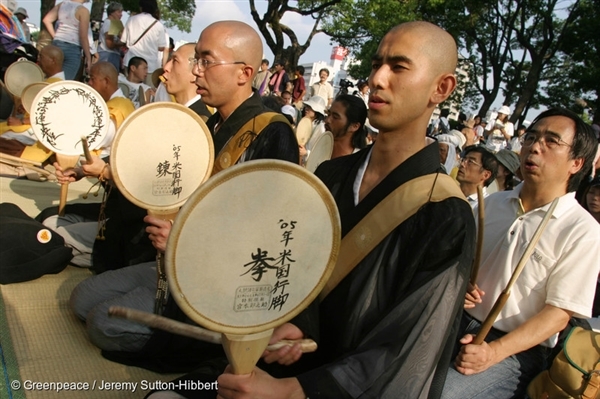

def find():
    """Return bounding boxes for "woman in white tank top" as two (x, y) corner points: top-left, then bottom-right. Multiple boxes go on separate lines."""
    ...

(43, 0), (92, 80)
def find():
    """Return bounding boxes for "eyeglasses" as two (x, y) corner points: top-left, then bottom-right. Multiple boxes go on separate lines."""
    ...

(520, 132), (572, 150)
(460, 157), (482, 168)
(189, 58), (246, 72)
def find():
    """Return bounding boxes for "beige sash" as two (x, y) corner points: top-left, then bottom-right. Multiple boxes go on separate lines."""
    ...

(212, 112), (291, 175)
(319, 173), (466, 300)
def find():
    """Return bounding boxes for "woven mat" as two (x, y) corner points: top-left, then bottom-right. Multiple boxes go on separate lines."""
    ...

(0, 267), (181, 398)
(0, 176), (181, 398)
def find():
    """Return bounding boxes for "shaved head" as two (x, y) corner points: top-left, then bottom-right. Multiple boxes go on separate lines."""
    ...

(388, 21), (458, 76)
(41, 44), (64, 66)
(91, 61), (119, 84)
(200, 20), (263, 77)
(89, 62), (119, 101)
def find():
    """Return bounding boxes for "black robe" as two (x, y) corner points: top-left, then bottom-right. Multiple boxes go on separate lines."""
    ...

(102, 89), (300, 372)
(146, 143), (475, 399)
(295, 143), (475, 398)
(207, 90), (299, 163)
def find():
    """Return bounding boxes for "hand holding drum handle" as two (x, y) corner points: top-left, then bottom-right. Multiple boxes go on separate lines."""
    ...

(470, 185), (485, 285)
(108, 305), (318, 353)
(473, 197), (559, 345)
(147, 208), (180, 314)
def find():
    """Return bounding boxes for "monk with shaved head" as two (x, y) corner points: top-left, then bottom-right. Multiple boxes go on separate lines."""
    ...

(148, 21), (475, 399)
(38, 44), (65, 82)
(65, 21), (298, 370)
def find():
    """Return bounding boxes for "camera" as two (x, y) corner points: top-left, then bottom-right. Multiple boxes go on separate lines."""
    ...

(339, 79), (354, 89)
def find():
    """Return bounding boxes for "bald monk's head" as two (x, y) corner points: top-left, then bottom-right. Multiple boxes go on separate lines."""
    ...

(88, 62), (119, 101)
(38, 44), (64, 77)
(368, 21), (458, 134)
(193, 21), (263, 119)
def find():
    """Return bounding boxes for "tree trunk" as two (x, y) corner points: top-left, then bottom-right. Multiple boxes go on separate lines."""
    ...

(510, 62), (543, 124)
(40, 0), (56, 32)
(91, 0), (106, 22)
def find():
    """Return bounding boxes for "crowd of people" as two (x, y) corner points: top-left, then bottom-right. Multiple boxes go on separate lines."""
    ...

(1, 2), (600, 398)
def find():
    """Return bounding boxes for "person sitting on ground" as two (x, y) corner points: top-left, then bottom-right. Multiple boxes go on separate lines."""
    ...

(456, 145), (498, 208)
(160, 43), (210, 120)
(0, 44), (65, 154)
(118, 56), (153, 108)
(68, 21), (298, 370)
(147, 20), (475, 399)
(37, 62), (136, 269)
(441, 107), (600, 399)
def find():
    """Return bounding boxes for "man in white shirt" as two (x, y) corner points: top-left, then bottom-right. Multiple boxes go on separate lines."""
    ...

(310, 68), (334, 107)
(442, 108), (600, 398)
(118, 56), (152, 108)
(456, 145), (498, 208)
(121, 0), (167, 77)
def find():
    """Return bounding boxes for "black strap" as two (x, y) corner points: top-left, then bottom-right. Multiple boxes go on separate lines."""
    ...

(132, 19), (158, 46)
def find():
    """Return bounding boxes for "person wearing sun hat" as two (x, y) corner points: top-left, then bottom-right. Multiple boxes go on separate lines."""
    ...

(494, 148), (521, 191)
(485, 105), (515, 152)
(13, 6), (30, 42)
(298, 95), (327, 163)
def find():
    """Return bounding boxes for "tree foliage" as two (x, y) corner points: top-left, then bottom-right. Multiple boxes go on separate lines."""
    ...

(546, 0), (599, 117)
(322, 0), (418, 80)
(249, 0), (342, 72)
(323, 0), (596, 124)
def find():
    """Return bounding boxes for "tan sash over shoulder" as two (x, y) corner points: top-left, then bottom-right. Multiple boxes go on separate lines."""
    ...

(213, 112), (291, 174)
(320, 173), (466, 300)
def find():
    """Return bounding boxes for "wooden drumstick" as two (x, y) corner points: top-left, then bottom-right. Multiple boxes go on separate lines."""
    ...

(473, 197), (559, 345)
(81, 136), (94, 164)
(470, 184), (485, 285)
(108, 306), (318, 353)
(56, 153), (80, 216)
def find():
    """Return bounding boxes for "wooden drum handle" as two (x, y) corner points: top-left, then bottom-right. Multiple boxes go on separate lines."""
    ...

(108, 306), (318, 353)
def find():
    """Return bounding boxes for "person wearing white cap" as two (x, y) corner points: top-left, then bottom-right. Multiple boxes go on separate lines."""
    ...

(485, 105), (514, 152)
(13, 7), (29, 42)
(298, 95), (327, 162)
(437, 133), (460, 177)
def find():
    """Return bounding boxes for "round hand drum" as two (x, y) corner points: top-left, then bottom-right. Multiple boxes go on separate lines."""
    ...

(305, 131), (334, 173)
(166, 159), (340, 373)
(30, 81), (110, 155)
(295, 117), (313, 146)
(30, 81), (111, 215)
(4, 60), (44, 98)
(21, 82), (49, 114)
(109, 102), (214, 215)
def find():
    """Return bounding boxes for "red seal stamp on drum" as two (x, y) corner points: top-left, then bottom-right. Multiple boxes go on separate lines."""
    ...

(37, 229), (52, 244)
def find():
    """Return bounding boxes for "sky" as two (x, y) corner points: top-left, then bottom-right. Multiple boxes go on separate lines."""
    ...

(18, 0), (337, 64)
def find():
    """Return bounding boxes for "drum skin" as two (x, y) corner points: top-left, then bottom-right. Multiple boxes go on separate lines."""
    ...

(110, 102), (214, 212)
(305, 131), (334, 173)
(166, 159), (340, 335)
(4, 60), (44, 98)
(30, 81), (110, 155)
